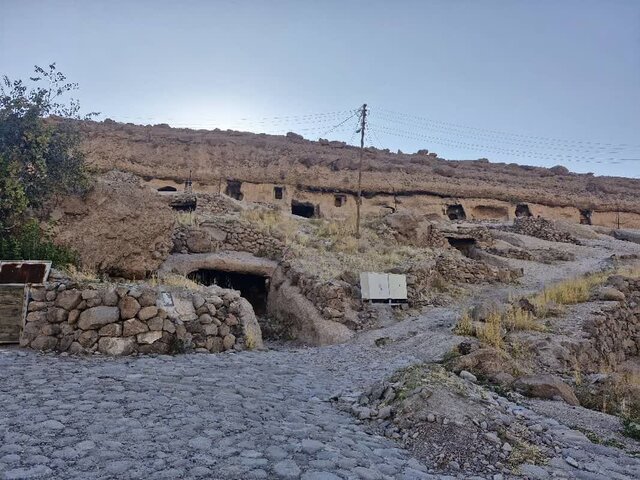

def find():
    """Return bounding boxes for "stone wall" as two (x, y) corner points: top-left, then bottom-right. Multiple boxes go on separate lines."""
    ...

(580, 276), (640, 369)
(505, 217), (579, 244)
(173, 216), (285, 259)
(21, 278), (263, 355)
(278, 262), (361, 328)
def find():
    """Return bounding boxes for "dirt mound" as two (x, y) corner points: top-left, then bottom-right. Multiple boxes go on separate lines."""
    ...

(52, 171), (175, 278)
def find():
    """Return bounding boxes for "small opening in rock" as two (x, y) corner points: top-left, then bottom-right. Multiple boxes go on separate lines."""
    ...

(515, 203), (532, 217)
(446, 237), (477, 257)
(274, 186), (283, 200)
(291, 200), (316, 218)
(334, 194), (347, 207)
(158, 186), (178, 192)
(225, 180), (244, 200)
(580, 209), (592, 225)
(187, 269), (269, 316)
(446, 204), (466, 221)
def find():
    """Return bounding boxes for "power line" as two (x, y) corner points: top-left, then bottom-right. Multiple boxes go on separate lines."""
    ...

(375, 107), (640, 150)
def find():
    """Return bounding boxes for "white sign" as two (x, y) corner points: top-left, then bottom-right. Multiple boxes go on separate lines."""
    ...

(360, 272), (407, 303)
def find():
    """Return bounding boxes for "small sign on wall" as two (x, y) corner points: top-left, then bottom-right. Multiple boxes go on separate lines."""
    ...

(161, 292), (174, 307)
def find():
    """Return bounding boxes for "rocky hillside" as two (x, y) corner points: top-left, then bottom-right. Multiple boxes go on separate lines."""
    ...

(77, 119), (640, 214)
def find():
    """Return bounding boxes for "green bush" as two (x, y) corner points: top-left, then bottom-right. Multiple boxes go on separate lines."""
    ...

(0, 219), (77, 267)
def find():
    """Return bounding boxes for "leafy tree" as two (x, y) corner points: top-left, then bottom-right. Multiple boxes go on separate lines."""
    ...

(0, 63), (94, 232)
(0, 64), (95, 264)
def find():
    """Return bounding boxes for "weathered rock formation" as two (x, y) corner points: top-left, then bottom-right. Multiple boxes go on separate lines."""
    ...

(51, 171), (175, 278)
(75, 119), (640, 227)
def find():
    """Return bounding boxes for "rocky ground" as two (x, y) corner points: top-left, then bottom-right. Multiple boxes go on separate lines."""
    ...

(1, 230), (640, 479)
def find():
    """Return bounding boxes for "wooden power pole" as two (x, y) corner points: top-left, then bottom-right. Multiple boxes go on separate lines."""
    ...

(355, 103), (367, 238)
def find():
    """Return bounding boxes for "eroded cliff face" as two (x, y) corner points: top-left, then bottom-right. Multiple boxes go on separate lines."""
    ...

(78, 119), (640, 216)
(51, 171), (175, 279)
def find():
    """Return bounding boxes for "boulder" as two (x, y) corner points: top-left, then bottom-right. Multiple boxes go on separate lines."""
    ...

(138, 306), (158, 321)
(101, 288), (119, 306)
(98, 337), (137, 356)
(137, 290), (157, 307)
(452, 347), (512, 384)
(98, 323), (122, 337)
(78, 330), (99, 348)
(30, 335), (58, 351)
(78, 306), (120, 330)
(596, 287), (625, 302)
(137, 331), (163, 345)
(186, 229), (213, 253)
(123, 319), (148, 336)
(55, 290), (82, 311)
(47, 307), (68, 323)
(512, 374), (580, 406)
(119, 296), (141, 319)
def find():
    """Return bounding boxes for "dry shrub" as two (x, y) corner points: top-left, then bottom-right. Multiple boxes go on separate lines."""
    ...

(476, 310), (504, 349)
(176, 211), (199, 226)
(531, 271), (609, 315)
(453, 311), (473, 336)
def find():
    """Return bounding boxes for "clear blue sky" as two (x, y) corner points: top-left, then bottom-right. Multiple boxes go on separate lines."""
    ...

(2, 0), (639, 177)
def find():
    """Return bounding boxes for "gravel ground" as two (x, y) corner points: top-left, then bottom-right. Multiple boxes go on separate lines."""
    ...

(1, 232), (639, 480)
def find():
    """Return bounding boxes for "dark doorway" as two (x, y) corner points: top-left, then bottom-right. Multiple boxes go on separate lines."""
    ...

(334, 194), (347, 207)
(225, 180), (244, 200)
(291, 200), (316, 218)
(158, 185), (178, 192)
(515, 203), (532, 217)
(274, 186), (284, 200)
(446, 204), (466, 221)
(579, 209), (592, 225)
(446, 237), (477, 257)
(187, 269), (269, 315)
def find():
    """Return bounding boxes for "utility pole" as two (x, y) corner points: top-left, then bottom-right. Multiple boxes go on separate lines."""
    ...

(355, 103), (367, 238)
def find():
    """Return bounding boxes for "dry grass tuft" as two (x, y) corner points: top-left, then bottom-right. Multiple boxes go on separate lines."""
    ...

(149, 273), (202, 290)
(176, 211), (199, 226)
(453, 311), (474, 336)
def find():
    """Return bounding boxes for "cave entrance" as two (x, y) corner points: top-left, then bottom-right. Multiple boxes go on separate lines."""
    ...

(446, 204), (466, 221)
(515, 203), (532, 217)
(187, 269), (269, 316)
(334, 194), (347, 207)
(446, 237), (477, 257)
(274, 186), (284, 200)
(291, 200), (316, 218)
(225, 180), (244, 201)
(158, 185), (178, 192)
(580, 209), (592, 225)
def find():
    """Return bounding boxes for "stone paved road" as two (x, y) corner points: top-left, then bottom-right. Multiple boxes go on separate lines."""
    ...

(0, 308), (458, 480)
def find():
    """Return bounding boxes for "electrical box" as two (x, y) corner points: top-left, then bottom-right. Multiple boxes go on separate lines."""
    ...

(360, 272), (407, 303)
(360, 272), (390, 301)
(388, 274), (408, 301)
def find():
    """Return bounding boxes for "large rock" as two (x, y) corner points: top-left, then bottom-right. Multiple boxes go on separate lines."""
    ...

(137, 331), (163, 344)
(185, 229), (213, 253)
(55, 290), (82, 311)
(78, 306), (120, 330)
(137, 306), (158, 321)
(119, 296), (141, 319)
(237, 297), (263, 350)
(30, 335), (58, 351)
(123, 318), (148, 336)
(513, 374), (580, 406)
(98, 337), (137, 356)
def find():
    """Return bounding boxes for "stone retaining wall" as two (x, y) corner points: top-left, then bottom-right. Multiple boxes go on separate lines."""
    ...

(173, 216), (285, 259)
(21, 278), (263, 355)
(579, 276), (640, 369)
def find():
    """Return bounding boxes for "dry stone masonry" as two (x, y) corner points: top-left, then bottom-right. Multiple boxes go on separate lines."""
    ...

(506, 216), (579, 244)
(21, 278), (263, 356)
(173, 215), (285, 259)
